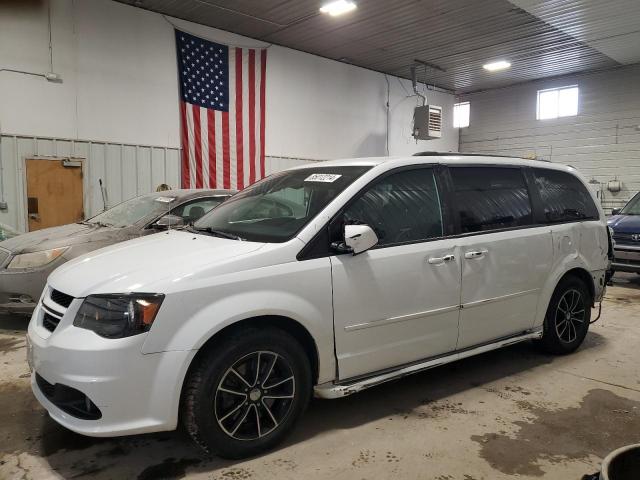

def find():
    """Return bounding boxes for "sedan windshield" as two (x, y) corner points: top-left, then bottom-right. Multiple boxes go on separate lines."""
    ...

(87, 195), (176, 228)
(620, 193), (640, 215)
(194, 166), (371, 242)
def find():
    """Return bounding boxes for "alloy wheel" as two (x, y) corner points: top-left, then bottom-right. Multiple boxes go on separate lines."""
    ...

(555, 289), (586, 343)
(214, 351), (295, 441)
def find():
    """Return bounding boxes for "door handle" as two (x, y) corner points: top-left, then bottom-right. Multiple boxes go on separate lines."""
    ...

(464, 249), (487, 259)
(427, 254), (455, 265)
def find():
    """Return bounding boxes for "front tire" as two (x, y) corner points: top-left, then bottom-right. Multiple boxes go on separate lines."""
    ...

(181, 327), (312, 459)
(539, 275), (592, 354)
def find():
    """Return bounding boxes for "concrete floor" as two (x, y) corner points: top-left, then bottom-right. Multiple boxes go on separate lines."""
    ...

(1, 275), (639, 480)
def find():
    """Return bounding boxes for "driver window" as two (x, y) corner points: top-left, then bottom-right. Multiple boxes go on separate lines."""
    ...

(343, 168), (444, 246)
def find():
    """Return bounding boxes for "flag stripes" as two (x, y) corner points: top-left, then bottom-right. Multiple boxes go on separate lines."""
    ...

(176, 30), (266, 190)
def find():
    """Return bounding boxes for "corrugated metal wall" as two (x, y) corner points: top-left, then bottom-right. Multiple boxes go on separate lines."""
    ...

(0, 135), (182, 233)
(459, 64), (640, 212)
(0, 134), (316, 233)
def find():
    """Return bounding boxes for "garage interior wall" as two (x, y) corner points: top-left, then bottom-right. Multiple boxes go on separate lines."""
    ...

(0, 0), (458, 232)
(458, 64), (640, 211)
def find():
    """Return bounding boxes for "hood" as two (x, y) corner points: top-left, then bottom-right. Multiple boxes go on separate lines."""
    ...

(0, 223), (131, 254)
(607, 215), (640, 234)
(48, 230), (265, 297)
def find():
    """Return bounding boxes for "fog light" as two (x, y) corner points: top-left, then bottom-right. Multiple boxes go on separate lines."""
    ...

(9, 294), (33, 304)
(19, 294), (33, 304)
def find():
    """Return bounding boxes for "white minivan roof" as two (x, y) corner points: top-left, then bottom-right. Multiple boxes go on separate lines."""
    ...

(288, 153), (573, 172)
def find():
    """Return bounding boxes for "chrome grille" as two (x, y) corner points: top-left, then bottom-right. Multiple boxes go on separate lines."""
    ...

(613, 232), (640, 246)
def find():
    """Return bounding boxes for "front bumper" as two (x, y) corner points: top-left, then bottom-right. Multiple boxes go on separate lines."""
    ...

(28, 295), (196, 437)
(612, 246), (640, 273)
(0, 266), (55, 315)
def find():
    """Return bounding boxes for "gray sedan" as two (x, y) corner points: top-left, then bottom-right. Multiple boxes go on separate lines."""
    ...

(0, 189), (234, 315)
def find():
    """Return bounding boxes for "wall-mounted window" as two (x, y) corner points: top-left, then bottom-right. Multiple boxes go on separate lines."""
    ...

(536, 85), (578, 120)
(453, 102), (470, 128)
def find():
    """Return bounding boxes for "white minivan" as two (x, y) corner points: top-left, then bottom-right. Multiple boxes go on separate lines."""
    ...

(27, 154), (611, 458)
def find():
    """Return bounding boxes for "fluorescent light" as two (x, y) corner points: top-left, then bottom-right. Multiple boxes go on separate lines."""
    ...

(320, 0), (357, 16)
(483, 60), (511, 72)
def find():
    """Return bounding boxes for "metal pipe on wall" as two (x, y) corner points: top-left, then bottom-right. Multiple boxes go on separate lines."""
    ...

(0, 122), (6, 210)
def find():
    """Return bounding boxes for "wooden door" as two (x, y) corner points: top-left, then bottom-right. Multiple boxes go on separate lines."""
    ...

(26, 159), (84, 231)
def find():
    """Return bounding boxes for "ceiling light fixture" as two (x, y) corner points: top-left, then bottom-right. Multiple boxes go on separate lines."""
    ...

(483, 60), (511, 72)
(320, 0), (357, 16)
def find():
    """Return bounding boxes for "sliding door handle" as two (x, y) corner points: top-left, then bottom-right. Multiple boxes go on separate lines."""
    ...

(427, 254), (455, 265)
(464, 249), (487, 259)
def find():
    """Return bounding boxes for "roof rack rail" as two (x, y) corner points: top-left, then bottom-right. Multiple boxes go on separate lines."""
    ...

(412, 151), (551, 162)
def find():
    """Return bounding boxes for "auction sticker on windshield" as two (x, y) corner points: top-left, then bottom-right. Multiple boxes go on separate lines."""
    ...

(305, 173), (342, 183)
(155, 197), (176, 203)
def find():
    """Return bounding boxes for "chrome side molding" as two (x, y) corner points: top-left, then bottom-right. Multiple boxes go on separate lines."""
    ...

(314, 329), (543, 399)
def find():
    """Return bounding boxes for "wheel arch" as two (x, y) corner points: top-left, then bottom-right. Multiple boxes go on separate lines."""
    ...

(181, 315), (321, 392)
(558, 267), (596, 305)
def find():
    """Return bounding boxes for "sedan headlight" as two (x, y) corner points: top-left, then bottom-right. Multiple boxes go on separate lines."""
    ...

(73, 294), (164, 339)
(7, 247), (69, 270)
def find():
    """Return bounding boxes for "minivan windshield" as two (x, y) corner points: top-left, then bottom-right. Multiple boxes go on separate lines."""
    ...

(193, 166), (371, 242)
(620, 193), (640, 215)
(87, 194), (175, 228)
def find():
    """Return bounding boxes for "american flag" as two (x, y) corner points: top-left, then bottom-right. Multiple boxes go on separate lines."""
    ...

(175, 30), (266, 189)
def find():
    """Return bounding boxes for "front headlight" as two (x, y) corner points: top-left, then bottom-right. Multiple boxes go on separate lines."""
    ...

(73, 294), (164, 339)
(7, 247), (69, 270)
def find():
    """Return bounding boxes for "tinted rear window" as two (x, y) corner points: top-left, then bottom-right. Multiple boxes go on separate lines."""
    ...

(450, 167), (533, 233)
(532, 168), (599, 222)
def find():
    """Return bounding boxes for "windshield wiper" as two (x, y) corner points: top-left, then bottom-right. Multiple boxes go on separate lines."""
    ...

(193, 227), (244, 241)
(78, 220), (116, 228)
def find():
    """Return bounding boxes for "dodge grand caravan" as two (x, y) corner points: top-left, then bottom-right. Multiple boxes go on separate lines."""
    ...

(27, 154), (611, 458)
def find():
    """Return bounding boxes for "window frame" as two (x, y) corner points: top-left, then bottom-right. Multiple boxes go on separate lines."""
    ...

(453, 101), (470, 129)
(527, 167), (600, 224)
(445, 164), (536, 236)
(144, 195), (228, 229)
(536, 85), (579, 120)
(297, 164), (454, 260)
(297, 163), (602, 260)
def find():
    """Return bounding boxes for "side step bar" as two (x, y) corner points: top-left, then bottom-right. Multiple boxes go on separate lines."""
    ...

(314, 329), (543, 399)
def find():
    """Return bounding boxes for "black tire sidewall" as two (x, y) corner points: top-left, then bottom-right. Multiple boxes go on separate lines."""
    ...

(188, 328), (311, 458)
(542, 276), (592, 354)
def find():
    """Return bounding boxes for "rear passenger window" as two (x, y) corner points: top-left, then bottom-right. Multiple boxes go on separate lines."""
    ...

(450, 167), (533, 233)
(532, 168), (599, 222)
(343, 168), (443, 246)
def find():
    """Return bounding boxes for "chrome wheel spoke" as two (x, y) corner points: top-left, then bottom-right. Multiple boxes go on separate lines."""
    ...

(230, 368), (252, 389)
(264, 394), (295, 400)
(261, 354), (278, 387)
(219, 387), (246, 397)
(230, 405), (252, 436)
(558, 322), (569, 339)
(261, 399), (279, 427)
(253, 352), (261, 387)
(219, 398), (248, 422)
(254, 404), (262, 438)
(264, 375), (294, 390)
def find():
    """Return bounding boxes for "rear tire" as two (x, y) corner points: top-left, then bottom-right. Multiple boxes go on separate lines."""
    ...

(181, 327), (312, 459)
(539, 275), (592, 354)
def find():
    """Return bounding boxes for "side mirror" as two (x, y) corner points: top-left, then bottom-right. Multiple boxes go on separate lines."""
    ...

(153, 214), (184, 229)
(611, 208), (621, 216)
(343, 224), (378, 255)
